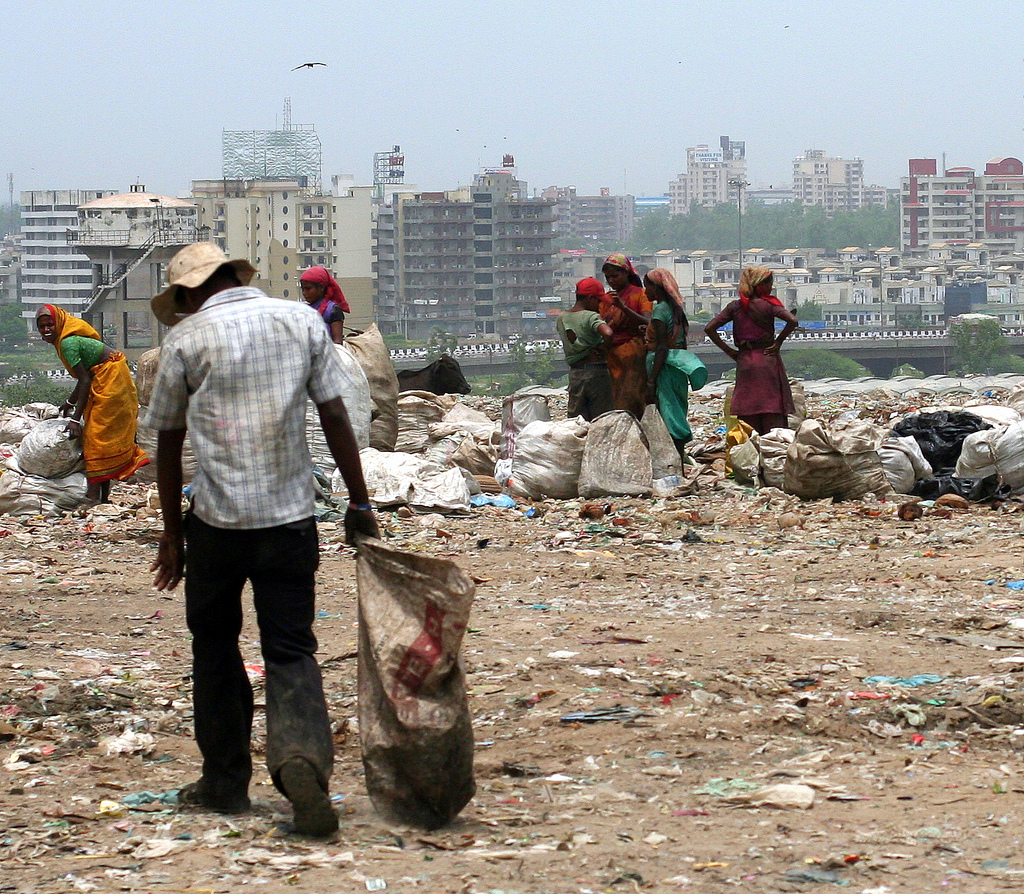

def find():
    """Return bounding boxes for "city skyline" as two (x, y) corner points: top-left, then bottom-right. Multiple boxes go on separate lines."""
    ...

(2, 0), (1021, 200)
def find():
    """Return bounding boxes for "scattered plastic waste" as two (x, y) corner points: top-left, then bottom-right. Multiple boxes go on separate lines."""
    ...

(694, 778), (761, 797)
(783, 867), (850, 885)
(560, 706), (648, 724)
(469, 493), (517, 509)
(862, 674), (944, 687)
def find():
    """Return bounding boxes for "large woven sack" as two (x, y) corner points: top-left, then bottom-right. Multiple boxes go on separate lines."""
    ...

(508, 418), (589, 500)
(304, 346), (372, 472)
(759, 428), (795, 489)
(879, 435), (933, 494)
(344, 326), (400, 451)
(789, 379), (807, 428)
(1007, 384), (1024, 416)
(729, 436), (760, 486)
(396, 394), (447, 454)
(134, 409), (199, 484)
(17, 419), (84, 479)
(956, 422), (1024, 492)
(134, 348), (161, 406)
(0, 404), (59, 446)
(640, 404), (683, 480)
(784, 418), (892, 501)
(0, 464), (87, 517)
(499, 392), (550, 461)
(579, 411), (653, 498)
(450, 433), (499, 477)
(357, 538), (476, 829)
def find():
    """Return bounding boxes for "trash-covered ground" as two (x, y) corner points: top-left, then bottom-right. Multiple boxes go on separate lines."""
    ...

(4, 384), (1024, 892)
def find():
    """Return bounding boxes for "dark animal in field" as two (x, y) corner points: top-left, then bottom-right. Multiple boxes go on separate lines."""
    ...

(396, 355), (471, 395)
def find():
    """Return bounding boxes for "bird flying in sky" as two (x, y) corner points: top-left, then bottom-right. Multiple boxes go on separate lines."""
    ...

(291, 62), (327, 71)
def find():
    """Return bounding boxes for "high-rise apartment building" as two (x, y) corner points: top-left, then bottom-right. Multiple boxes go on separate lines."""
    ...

(19, 189), (116, 321)
(542, 186), (635, 244)
(191, 177), (376, 329)
(375, 165), (556, 339)
(668, 136), (746, 215)
(901, 157), (1024, 252)
(791, 149), (881, 214)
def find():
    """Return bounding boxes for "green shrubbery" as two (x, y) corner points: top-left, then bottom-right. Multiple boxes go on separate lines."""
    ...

(0, 375), (68, 408)
(784, 348), (870, 380)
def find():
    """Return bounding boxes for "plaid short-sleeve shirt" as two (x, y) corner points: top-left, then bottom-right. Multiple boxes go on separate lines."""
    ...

(144, 287), (346, 529)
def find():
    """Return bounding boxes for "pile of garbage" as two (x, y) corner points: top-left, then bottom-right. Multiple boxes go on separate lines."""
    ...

(0, 404), (87, 516)
(726, 382), (1024, 504)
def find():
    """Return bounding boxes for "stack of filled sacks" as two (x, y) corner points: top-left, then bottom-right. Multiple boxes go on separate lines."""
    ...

(727, 417), (894, 501)
(497, 389), (684, 501)
(332, 394), (497, 513)
(0, 405), (88, 516)
(889, 407), (1012, 501)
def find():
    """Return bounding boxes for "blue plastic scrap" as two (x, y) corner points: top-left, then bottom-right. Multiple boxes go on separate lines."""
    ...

(470, 494), (517, 509)
(862, 674), (944, 687)
(1006, 580), (1024, 590)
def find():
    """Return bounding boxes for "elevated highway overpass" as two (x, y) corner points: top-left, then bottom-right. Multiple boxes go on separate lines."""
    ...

(392, 329), (1024, 380)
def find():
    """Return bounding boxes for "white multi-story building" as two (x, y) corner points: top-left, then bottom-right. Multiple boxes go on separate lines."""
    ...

(19, 189), (116, 321)
(668, 136), (746, 215)
(792, 150), (868, 214)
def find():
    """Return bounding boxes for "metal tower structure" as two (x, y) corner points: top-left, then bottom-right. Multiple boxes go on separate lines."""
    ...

(373, 146), (405, 194)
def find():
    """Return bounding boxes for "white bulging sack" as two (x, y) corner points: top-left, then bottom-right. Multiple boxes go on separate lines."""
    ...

(508, 418), (589, 500)
(17, 419), (84, 479)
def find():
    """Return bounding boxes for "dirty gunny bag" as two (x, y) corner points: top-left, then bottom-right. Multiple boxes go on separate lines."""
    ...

(356, 538), (476, 829)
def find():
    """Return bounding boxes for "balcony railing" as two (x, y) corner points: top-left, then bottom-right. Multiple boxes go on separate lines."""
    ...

(68, 226), (210, 247)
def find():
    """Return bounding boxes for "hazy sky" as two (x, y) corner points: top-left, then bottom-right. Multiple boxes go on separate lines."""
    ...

(2, 0), (1021, 201)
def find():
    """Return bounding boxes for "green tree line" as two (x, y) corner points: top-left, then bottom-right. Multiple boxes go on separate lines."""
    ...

(628, 199), (899, 255)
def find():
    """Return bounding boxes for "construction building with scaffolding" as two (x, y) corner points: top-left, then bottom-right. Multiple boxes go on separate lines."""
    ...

(68, 185), (205, 357)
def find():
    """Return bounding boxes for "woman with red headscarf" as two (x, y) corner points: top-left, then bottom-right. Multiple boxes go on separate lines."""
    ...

(705, 266), (798, 435)
(35, 305), (148, 504)
(600, 253), (652, 419)
(300, 267), (350, 344)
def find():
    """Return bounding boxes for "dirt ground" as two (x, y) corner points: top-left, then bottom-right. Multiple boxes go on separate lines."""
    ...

(5, 397), (1024, 891)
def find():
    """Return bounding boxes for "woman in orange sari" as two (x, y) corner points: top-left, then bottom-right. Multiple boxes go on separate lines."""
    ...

(600, 253), (652, 419)
(35, 306), (148, 503)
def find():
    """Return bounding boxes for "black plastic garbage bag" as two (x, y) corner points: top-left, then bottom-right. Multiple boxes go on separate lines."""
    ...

(910, 474), (1009, 503)
(891, 411), (991, 475)
(356, 538), (476, 829)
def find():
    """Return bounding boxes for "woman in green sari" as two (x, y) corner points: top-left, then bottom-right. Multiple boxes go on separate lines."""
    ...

(643, 269), (708, 462)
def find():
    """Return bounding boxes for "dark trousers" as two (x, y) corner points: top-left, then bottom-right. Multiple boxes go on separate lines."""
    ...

(184, 514), (333, 799)
(567, 363), (614, 422)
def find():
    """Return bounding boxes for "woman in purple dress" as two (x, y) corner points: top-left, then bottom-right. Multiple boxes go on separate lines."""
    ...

(705, 266), (798, 435)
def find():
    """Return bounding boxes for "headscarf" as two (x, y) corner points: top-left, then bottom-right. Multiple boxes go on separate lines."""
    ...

(300, 266), (351, 314)
(602, 253), (643, 289)
(36, 305), (102, 374)
(644, 268), (689, 346)
(575, 277), (605, 299)
(738, 266), (783, 309)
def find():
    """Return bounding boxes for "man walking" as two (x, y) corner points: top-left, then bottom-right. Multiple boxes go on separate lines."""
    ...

(146, 243), (378, 836)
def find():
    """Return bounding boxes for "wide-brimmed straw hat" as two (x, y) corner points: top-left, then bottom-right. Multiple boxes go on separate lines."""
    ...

(151, 243), (257, 326)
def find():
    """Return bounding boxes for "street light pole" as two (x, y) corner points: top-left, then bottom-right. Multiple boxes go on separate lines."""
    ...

(729, 178), (749, 281)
